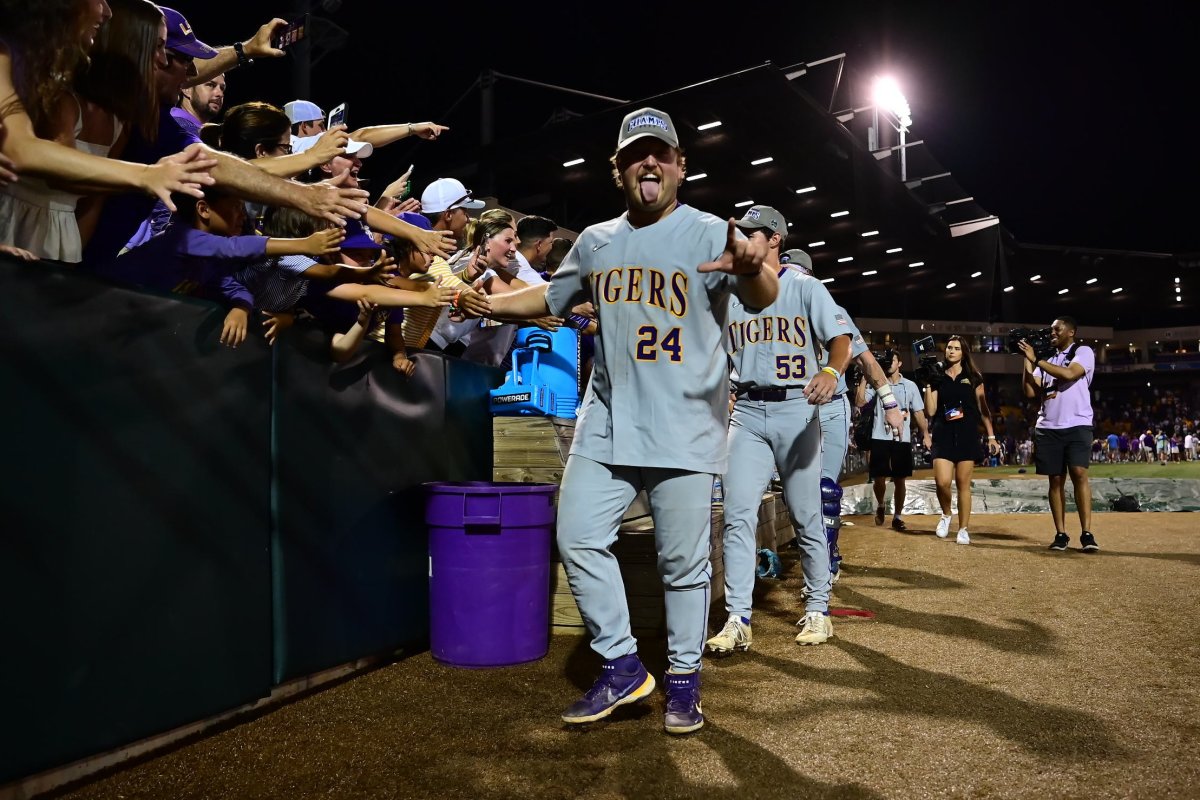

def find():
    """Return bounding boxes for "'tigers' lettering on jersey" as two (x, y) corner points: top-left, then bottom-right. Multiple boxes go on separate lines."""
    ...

(726, 315), (810, 353)
(590, 266), (689, 318)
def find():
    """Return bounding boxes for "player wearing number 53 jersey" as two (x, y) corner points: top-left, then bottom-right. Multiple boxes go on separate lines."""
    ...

(479, 107), (778, 735)
(705, 207), (851, 657)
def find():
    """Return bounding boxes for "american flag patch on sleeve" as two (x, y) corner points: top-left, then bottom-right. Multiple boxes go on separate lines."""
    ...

(835, 313), (848, 326)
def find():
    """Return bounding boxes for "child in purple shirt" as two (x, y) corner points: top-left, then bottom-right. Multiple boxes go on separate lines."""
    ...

(101, 189), (343, 346)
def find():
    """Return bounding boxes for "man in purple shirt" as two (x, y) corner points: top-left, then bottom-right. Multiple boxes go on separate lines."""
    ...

(1019, 316), (1099, 553)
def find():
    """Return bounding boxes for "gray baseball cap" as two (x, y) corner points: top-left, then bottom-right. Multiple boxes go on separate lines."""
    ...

(781, 249), (813, 275)
(734, 205), (787, 235)
(617, 107), (679, 151)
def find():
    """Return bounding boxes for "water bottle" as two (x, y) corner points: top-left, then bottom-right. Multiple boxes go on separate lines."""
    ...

(711, 476), (724, 505)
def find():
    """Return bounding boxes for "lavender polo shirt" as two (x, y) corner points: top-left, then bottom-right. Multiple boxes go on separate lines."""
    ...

(99, 224), (264, 309)
(1034, 344), (1095, 429)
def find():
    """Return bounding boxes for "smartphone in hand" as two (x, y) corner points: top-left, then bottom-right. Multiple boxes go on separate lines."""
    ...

(271, 13), (309, 49)
(328, 102), (347, 129)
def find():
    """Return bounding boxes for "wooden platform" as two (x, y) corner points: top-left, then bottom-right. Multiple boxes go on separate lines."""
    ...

(493, 416), (795, 635)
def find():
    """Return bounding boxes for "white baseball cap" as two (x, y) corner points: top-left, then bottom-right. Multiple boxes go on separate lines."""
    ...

(283, 100), (324, 125)
(420, 177), (486, 214)
(292, 134), (373, 159)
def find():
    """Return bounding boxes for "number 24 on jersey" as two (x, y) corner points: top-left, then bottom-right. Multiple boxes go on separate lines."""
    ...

(635, 325), (683, 362)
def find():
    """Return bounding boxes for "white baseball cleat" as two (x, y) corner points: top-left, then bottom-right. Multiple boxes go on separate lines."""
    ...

(936, 515), (952, 539)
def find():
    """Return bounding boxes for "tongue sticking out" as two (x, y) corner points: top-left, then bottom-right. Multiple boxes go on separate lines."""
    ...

(639, 178), (661, 204)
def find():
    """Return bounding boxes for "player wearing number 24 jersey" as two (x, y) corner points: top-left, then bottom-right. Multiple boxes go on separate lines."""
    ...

(477, 106), (778, 735)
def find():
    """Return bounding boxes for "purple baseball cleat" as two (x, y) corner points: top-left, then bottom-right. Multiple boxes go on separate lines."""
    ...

(663, 670), (704, 735)
(561, 653), (656, 724)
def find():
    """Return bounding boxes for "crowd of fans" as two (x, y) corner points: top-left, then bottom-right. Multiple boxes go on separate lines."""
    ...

(0, 1), (580, 369)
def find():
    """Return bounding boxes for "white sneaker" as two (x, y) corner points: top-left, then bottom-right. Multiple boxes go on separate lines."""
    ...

(956, 528), (971, 545)
(936, 515), (952, 539)
(705, 614), (752, 654)
(795, 611), (834, 645)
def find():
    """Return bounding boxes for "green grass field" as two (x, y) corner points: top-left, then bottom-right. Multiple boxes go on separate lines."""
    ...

(976, 461), (1200, 480)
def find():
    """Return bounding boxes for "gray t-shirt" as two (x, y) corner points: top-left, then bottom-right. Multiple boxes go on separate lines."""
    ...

(863, 377), (923, 442)
(545, 204), (742, 472)
(725, 266), (849, 389)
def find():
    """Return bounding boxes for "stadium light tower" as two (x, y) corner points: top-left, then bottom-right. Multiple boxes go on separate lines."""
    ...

(870, 76), (913, 180)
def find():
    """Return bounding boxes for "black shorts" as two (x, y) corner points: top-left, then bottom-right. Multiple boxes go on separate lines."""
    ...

(931, 424), (982, 464)
(869, 440), (914, 479)
(1034, 426), (1093, 475)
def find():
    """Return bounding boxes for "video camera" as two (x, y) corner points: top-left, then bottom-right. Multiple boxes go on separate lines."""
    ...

(844, 362), (864, 389)
(1007, 327), (1056, 361)
(871, 349), (896, 369)
(911, 336), (946, 386)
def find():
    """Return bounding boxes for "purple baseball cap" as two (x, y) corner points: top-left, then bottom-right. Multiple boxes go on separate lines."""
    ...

(398, 211), (432, 231)
(341, 219), (382, 252)
(160, 7), (218, 59)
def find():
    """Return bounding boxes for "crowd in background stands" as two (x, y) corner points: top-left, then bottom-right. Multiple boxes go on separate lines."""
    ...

(0, 0), (584, 371)
(1, 2), (1194, 464)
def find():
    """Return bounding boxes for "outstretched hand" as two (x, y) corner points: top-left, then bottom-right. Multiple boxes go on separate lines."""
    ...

(697, 219), (767, 275)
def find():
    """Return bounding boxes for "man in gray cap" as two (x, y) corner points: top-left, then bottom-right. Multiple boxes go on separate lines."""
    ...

(474, 107), (777, 735)
(706, 212), (852, 656)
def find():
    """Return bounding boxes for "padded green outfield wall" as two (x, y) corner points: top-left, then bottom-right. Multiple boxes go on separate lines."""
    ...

(0, 258), (499, 783)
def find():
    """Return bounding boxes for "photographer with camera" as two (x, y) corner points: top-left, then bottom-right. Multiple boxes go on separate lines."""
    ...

(1018, 316), (1098, 553)
(855, 350), (929, 531)
(922, 336), (999, 545)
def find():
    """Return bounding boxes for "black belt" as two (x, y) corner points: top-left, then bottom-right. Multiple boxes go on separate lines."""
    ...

(744, 386), (807, 402)
(738, 388), (844, 403)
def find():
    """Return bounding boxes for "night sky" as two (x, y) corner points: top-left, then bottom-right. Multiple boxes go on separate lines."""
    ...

(182, 2), (1198, 255)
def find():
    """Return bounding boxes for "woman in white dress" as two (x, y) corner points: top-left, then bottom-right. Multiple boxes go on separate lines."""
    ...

(0, 0), (214, 261)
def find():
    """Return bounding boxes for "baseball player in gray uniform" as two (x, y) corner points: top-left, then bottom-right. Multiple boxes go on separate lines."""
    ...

(704, 210), (851, 655)
(477, 107), (777, 735)
(789, 253), (903, 580)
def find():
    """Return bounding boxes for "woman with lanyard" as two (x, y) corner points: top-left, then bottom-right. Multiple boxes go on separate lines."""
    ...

(923, 335), (1000, 544)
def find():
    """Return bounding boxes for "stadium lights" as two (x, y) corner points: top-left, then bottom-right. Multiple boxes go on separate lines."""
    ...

(1003, 285), (1015, 292)
(1030, 274), (1041, 281)
(685, 172), (707, 182)
(734, 200), (754, 208)
(1086, 277), (1098, 284)
(697, 121), (722, 131)
(1178, 296), (1183, 302)
(886, 247), (902, 253)
(750, 157), (774, 166)
(909, 261), (924, 268)
(1112, 287), (1123, 294)
(831, 210), (850, 218)
(1175, 277), (1181, 283)
(872, 76), (913, 129)
(808, 241), (825, 247)
(970, 271), (982, 277)
(796, 186), (817, 194)
(821, 278), (835, 284)
(861, 230), (879, 237)
(562, 158), (585, 167)
(837, 256), (854, 263)
(1058, 288), (1069, 295)
(945, 282), (957, 289)
(863, 270), (878, 276)
(1176, 287), (1182, 293)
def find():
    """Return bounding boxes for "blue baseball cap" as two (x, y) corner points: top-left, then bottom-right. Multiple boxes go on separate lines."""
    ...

(160, 7), (218, 59)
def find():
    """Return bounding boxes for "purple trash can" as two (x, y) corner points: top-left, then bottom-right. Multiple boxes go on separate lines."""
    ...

(425, 481), (557, 668)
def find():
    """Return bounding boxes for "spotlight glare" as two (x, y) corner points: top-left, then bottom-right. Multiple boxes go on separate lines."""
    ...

(1112, 287), (1123, 294)
(862, 270), (878, 276)
(697, 121), (722, 131)
(1086, 277), (1098, 285)
(886, 247), (902, 253)
(1058, 288), (1069, 295)
(830, 210), (850, 218)
(750, 157), (774, 166)
(970, 271), (982, 278)
(908, 261), (925, 268)
(808, 241), (825, 247)
(837, 256), (854, 263)
(1030, 274), (1041, 281)
(562, 157), (585, 167)
(734, 200), (754, 208)
(861, 230), (879, 237)
(821, 278), (835, 284)
(796, 186), (817, 194)
(685, 172), (708, 182)
(945, 282), (957, 289)
(1003, 285), (1014, 292)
